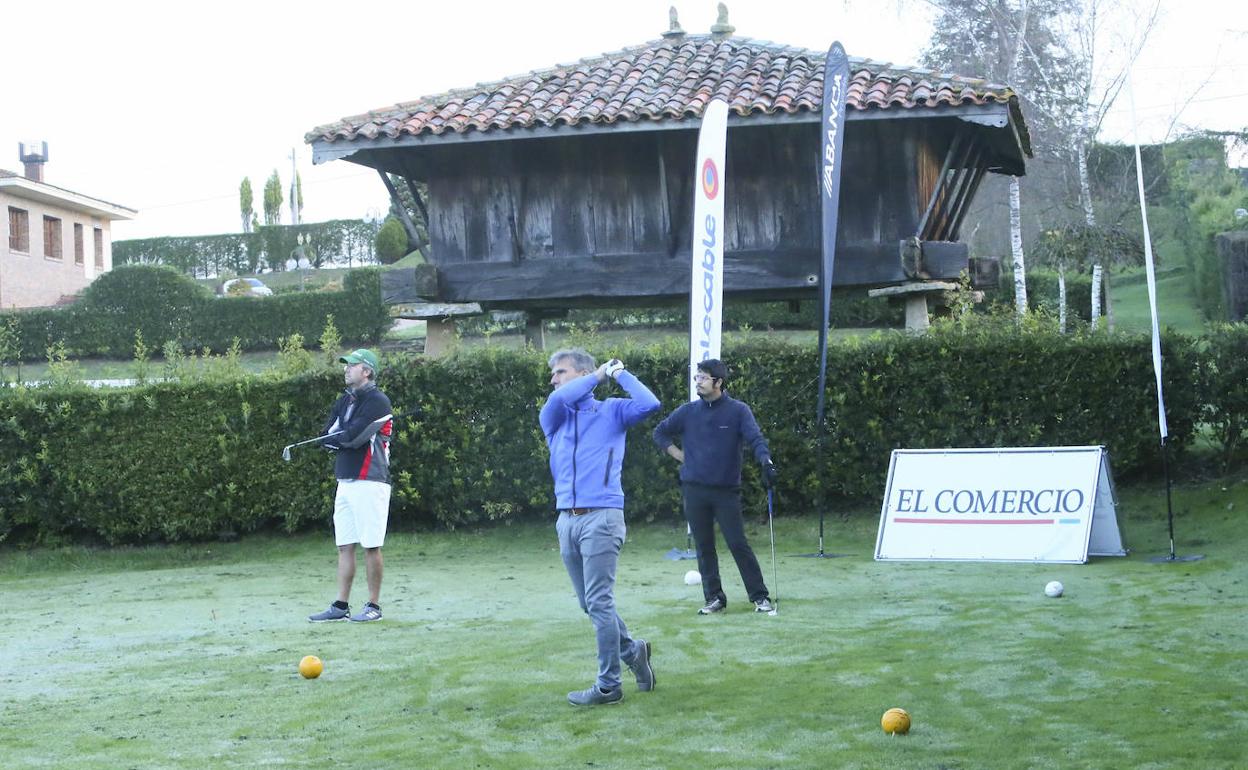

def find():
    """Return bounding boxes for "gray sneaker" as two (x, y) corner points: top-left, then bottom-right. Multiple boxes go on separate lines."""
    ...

(698, 597), (726, 615)
(349, 603), (382, 622)
(754, 597), (775, 613)
(567, 685), (623, 706)
(308, 604), (350, 622)
(629, 640), (655, 692)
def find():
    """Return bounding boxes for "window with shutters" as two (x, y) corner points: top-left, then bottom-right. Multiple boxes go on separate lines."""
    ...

(8, 207), (29, 253)
(43, 216), (63, 260)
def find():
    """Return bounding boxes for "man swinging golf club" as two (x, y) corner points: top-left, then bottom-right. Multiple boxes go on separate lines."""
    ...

(307, 348), (394, 623)
(541, 348), (660, 706)
(653, 358), (778, 615)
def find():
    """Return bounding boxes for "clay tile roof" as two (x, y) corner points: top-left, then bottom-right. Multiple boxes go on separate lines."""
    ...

(307, 35), (1023, 147)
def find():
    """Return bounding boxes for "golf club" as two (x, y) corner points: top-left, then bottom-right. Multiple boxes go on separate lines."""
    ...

(767, 487), (779, 615)
(281, 412), (394, 462)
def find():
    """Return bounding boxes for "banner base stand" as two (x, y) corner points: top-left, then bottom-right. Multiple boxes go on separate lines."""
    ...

(1147, 553), (1205, 563)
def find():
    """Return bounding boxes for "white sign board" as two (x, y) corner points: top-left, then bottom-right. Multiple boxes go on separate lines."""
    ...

(875, 447), (1126, 563)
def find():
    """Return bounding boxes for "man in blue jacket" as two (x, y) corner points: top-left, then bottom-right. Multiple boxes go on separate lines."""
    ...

(653, 358), (777, 615)
(540, 348), (661, 706)
(307, 348), (394, 624)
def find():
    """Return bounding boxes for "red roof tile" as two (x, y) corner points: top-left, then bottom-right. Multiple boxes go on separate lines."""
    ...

(307, 35), (1022, 146)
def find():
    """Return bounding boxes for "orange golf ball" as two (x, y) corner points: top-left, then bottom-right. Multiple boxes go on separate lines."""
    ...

(299, 655), (323, 679)
(882, 707), (911, 735)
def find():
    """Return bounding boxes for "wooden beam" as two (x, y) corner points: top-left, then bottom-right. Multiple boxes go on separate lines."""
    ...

(380, 265), (438, 303)
(915, 134), (961, 240)
(392, 301), (483, 320)
(376, 169), (423, 249)
(430, 243), (967, 306)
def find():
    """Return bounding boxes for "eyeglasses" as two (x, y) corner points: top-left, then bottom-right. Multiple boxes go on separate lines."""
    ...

(693, 374), (712, 382)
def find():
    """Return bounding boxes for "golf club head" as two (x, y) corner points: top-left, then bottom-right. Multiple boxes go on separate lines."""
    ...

(281, 446), (292, 462)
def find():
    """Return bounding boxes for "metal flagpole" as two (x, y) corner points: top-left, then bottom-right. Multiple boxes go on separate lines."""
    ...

(798, 41), (851, 559)
(1124, 68), (1202, 564)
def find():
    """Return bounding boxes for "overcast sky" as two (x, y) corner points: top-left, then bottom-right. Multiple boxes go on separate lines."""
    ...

(3, 0), (1244, 241)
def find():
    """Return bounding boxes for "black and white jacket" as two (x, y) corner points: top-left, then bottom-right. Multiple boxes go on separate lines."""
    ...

(322, 382), (393, 484)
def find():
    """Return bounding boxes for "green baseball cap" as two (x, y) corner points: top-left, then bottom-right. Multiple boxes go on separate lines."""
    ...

(339, 348), (379, 372)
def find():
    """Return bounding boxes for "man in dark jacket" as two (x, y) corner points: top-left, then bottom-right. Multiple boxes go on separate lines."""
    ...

(541, 348), (660, 706)
(653, 358), (777, 615)
(308, 348), (394, 623)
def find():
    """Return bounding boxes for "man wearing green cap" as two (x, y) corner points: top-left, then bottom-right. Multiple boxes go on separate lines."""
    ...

(308, 348), (395, 623)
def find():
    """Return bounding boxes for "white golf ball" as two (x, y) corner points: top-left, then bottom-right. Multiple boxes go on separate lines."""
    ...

(684, 570), (701, 586)
(1044, 580), (1064, 598)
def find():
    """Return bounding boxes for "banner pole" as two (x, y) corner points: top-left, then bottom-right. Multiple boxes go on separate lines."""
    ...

(798, 41), (851, 559)
(1124, 67), (1202, 564)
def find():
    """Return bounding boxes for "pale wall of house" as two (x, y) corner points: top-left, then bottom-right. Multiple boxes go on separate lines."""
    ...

(1, 192), (113, 309)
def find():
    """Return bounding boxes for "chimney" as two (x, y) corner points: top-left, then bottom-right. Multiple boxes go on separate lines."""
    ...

(19, 141), (48, 183)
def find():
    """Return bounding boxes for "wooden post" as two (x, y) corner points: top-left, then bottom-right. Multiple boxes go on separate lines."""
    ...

(424, 319), (458, 358)
(1219, 232), (1248, 321)
(524, 313), (545, 350)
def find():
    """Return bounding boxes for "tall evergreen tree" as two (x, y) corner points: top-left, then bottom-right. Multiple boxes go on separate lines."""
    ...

(263, 170), (284, 226)
(239, 177), (255, 234)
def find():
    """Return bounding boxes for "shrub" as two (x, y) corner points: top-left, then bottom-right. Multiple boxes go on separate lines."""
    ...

(375, 217), (409, 265)
(0, 265), (390, 360)
(0, 324), (1209, 545)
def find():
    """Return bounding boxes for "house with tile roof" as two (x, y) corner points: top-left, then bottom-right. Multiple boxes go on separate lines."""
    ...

(306, 11), (1030, 335)
(2, 144), (136, 309)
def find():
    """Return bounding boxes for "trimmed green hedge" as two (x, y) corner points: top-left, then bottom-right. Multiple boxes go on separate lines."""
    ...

(0, 324), (1216, 545)
(113, 220), (381, 276)
(1, 265), (390, 360)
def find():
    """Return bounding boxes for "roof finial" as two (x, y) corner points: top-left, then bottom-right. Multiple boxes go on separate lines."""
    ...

(662, 6), (686, 39)
(710, 2), (734, 37)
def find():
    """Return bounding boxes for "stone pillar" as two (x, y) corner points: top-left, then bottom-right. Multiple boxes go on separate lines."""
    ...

(904, 294), (931, 331)
(424, 319), (458, 358)
(524, 314), (545, 350)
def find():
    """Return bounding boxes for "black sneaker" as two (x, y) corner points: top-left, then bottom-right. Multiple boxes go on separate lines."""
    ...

(698, 597), (726, 615)
(754, 597), (775, 613)
(629, 640), (655, 692)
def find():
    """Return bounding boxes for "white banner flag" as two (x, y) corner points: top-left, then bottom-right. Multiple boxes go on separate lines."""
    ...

(689, 99), (728, 402)
(1129, 69), (1168, 440)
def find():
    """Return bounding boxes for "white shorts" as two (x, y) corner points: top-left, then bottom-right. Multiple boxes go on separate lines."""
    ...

(333, 480), (392, 548)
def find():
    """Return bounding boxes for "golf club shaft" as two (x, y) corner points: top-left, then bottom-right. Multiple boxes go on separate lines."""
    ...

(282, 412), (396, 460)
(288, 429), (344, 451)
(768, 488), (778, 612)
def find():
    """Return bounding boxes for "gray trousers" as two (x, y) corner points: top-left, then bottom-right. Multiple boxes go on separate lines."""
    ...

(557, 507), (642, 690)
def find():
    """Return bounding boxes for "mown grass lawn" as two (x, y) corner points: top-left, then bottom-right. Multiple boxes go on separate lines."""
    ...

(2, 469), (1245, 769)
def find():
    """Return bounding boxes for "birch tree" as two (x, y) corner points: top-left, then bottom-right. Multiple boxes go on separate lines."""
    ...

(1063, 0), (1161, 329)
(920, 0), (1079, 318)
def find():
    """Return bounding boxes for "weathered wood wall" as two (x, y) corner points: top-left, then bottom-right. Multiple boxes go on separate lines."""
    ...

(385, 117), (982, 307)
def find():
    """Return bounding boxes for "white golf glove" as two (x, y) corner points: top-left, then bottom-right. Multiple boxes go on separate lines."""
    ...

(604, 359), (625, 379)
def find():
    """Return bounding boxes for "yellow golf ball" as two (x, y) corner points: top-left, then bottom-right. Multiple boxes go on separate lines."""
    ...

(299, 655), (324, 679)
(882, 707), (911, 735)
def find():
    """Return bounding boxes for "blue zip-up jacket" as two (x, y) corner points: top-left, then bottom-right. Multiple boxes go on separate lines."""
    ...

(652, 393), (771, 488)
(539, 370), (661, 510)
